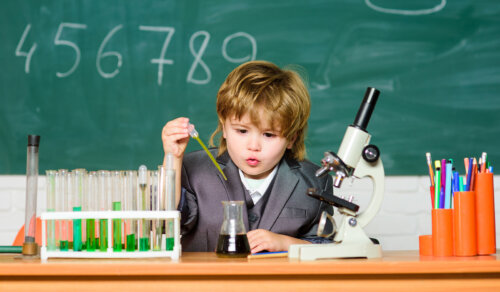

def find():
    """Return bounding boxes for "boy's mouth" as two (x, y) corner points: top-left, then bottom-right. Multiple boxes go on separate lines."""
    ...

(246, 158), (259, 166)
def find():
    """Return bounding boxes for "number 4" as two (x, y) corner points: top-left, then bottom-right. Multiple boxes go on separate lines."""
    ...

(15, 24), (37, 74)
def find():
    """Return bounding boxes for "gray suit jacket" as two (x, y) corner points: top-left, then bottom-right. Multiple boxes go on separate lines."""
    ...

(179, 149), (334, 252)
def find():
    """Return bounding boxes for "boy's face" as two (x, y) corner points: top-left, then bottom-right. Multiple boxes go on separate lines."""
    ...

(222, 111), (295, 180)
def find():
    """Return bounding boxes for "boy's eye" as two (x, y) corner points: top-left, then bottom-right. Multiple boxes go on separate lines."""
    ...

(263, 132), (275, 138)
(237, 129), (247, 134)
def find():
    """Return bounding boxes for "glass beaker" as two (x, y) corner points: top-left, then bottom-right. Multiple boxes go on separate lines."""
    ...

(216, 201), (251, 258)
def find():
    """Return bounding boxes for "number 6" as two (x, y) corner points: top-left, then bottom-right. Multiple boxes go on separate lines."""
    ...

(96, 25), (123, 79)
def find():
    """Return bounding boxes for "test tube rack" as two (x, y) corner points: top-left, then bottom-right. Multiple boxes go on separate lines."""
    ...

(40, 210), (181, 260)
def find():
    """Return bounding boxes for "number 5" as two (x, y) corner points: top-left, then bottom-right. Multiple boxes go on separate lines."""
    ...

(54, 23), (87, 78)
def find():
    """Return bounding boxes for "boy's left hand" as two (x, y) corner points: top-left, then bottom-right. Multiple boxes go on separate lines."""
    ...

(246, 229), (310, 254)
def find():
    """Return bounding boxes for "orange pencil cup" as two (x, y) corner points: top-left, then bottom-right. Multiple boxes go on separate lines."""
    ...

(419, 235), (433, 256)
(475, 172), (496, 255)
(453, 191), (477, 256)
(432, 209), (454, 256)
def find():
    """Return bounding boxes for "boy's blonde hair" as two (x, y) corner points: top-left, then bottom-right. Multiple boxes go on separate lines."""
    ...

(209, 60), (310, 161)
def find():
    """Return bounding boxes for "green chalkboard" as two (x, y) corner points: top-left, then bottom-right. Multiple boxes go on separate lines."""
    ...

(1, 0), (499, 175)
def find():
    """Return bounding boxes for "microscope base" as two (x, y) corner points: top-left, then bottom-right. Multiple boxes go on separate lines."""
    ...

(289, 214), (382, 260)
(288, 241), (382, 260)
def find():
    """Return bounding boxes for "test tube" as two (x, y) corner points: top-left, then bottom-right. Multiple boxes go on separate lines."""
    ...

(138, 165), (150, 251)
(163, 154), (176, 251)
(57, 169), (70, 251)
(72, 169), (86, 251)
(98, 170), (111, 251)
(151, 170), (162, 251)
(85, 171), (98, 251)
(124, 171), (137, 251)
(23, 135), (40, 256)
(46, 170), (57, 251)
(111, 171), (123, 251)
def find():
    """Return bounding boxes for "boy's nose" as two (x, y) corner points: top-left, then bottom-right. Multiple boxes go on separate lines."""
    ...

(247, 135), (261, 151)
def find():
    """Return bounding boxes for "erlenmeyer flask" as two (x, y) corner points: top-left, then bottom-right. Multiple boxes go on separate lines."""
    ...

(216, 201), (251, 258)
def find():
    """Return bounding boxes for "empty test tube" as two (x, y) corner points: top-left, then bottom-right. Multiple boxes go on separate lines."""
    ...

(151, 170), (162, 251)
(138, 165), (150, 251)
(46, 170), (57, 251)
(23, 135), (40, 256)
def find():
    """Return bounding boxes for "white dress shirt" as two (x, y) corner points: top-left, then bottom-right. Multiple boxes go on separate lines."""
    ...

(239, 166), (278, 205)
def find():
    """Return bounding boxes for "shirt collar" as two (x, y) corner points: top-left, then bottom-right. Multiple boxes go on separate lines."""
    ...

(239, 166), (278, 196)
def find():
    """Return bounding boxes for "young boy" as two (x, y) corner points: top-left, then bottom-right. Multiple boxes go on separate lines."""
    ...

(162, 60), (334, 253)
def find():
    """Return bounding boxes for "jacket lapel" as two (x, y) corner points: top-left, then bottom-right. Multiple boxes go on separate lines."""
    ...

(258, 155), (299, 231)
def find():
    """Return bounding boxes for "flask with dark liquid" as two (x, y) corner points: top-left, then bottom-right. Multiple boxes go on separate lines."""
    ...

(216, 201), (251, 258)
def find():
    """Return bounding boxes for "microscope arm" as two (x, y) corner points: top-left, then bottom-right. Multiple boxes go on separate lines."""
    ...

(352, 156), (385, 227)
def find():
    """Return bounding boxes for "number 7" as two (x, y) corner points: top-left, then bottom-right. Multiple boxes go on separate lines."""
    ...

(139, 26), (175, 86)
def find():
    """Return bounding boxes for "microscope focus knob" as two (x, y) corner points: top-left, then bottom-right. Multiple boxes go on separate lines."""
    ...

(362, 144), (380, 163)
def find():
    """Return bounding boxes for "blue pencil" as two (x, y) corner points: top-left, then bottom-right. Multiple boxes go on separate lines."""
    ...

(466, 157), (473, 191)
(452, 171), (460, 194)
(439, 188), (445, 209)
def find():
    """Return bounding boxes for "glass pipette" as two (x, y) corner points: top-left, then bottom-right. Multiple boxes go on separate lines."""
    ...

(188, 123), (227, 181)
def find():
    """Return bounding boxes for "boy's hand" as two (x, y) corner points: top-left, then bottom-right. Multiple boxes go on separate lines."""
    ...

(162, 117), (191, 158)
(246, 229), (310, 254)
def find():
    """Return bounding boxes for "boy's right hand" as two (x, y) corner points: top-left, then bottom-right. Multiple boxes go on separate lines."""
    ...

(162, 117), (191, 158)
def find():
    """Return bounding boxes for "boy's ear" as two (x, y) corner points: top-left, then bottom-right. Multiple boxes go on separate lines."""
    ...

(222, 121), (227, 139)
(287, 133), (297, 149)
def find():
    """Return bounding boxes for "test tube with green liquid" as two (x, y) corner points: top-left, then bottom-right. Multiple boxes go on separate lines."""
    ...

(45, 170), (57, 251)
(138, 165), (150, 251)
(111, 171), (123, 251)
(57, 169), (70, 251)
(85, 171), (98, 252)
(188, 123), (227, 180)
(72, 169), (86, 251)
(98, 170), (111, 251)
(124, 171), (137, 251)
(151, 170), (162, 251)
(163, 154), (176, 251)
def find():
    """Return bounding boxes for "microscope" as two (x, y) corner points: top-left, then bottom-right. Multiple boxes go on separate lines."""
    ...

(289, 87), (384, 260)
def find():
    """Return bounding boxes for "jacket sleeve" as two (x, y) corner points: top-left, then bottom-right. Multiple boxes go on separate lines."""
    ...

(178, 162), (199, 236)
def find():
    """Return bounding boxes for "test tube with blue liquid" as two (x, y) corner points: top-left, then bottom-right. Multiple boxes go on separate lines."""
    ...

(98, 170), (111, 251)
(111, 171), (123, 251)
(124, 171), (138, 251)
(57, 169), (70, 251)
(72, 169), (86, 251)
(138, 165), (150, 251)
(46, 170), (57, 251)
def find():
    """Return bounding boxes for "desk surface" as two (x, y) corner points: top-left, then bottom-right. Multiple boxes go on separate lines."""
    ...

(1, 251), (500, 291)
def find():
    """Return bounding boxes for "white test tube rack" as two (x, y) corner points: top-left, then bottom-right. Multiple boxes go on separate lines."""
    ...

(40, 210), (181, 260)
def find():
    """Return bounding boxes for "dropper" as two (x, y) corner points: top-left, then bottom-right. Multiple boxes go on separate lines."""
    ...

(188, 123), (227, 180)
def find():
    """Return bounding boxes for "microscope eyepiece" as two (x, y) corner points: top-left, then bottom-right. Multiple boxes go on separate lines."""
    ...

(352, 87), (380, 131)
